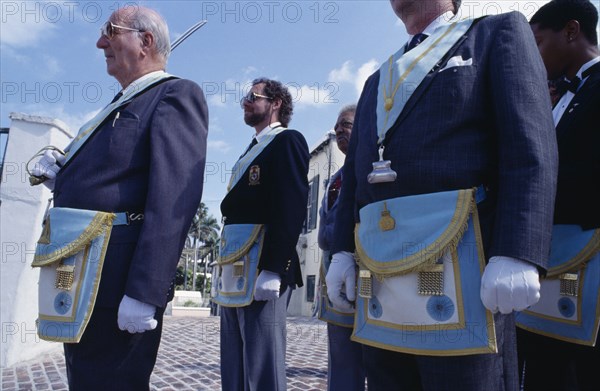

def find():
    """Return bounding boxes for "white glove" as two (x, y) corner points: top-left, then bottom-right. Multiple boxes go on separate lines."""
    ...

(117, 295), (158, 333)
(480, 256), (541, 314)
(325, 251), (356, 312)
(31, 150), (65, 190)
(254, 270), (281, 301)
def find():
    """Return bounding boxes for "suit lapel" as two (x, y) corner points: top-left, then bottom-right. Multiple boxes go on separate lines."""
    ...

(556, 72), (600, 141)
(387, 24), (476, 136)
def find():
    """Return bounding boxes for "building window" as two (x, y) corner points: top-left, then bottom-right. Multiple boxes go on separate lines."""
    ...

(306, 275), (316, 302)
(303, 174), (319, 233)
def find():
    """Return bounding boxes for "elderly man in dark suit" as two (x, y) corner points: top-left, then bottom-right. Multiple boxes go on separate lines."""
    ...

(326, 0), (558, 390)
(32, 5), (208, 390)
(216, 78), (309, 390)
(518, 1), (600, 390)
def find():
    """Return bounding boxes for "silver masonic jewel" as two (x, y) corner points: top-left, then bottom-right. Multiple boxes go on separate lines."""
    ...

(367, 145), (397, 184)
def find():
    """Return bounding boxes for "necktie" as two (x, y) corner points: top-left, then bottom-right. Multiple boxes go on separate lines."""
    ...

(554, 61), (600, 96)
(110, 91), (123, 104)
(405, 33), (428, 53)
(239, 138), (258, 159)
(554, 77), (581, 96)
(327, 175), (342, 210)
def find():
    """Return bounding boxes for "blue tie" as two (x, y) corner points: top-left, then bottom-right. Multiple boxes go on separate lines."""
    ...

(405, 33), (428, 53)
(239, 138), (258, 159)
(110, 91), (123, 104)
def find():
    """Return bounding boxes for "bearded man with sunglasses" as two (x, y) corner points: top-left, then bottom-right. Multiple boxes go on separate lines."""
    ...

(215, 78), (309, 390)
(31, 6), (208, 389)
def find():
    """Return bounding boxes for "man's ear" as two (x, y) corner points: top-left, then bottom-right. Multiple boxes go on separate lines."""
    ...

(564, 19), (581, 42)
(141, 31), (154, 49)
(272, 98), (282, 111)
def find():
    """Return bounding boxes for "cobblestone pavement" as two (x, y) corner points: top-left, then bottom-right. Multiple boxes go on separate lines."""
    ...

(1, 316), (330, 391)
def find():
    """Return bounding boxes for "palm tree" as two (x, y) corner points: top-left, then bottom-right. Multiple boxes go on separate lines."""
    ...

(187, 202), (220, 292)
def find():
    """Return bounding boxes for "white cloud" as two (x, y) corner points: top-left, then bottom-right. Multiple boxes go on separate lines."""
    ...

(243, 66), (258, 76)
(291, 84), (338, 110)
(328, 61), (353, 84)
(208, 94), (227, 108)
(327, 59), (380, 98)
(355, 59), (379, 95)
(42, 55), (61, 78)
(0, 9), (57, 49)
(207, 140), (231, 153)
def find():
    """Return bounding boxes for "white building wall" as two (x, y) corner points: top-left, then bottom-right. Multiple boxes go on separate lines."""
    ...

(1, 113), (73, 368)
(288, 131), (345, 317)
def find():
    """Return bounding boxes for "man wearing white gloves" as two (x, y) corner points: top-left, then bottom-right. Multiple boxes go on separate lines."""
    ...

(31, 149), (65, 190)
(218, 78), (309, 390)
(327, 0), (557, 390)
(31, 6), (208, 390)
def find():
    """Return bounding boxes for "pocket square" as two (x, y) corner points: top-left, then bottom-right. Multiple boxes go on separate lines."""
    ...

(439, 56), (473, 72)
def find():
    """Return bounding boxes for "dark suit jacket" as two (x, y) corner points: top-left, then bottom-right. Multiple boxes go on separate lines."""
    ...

(333, 12), (558, 271)
(54, 78), (208, 308)
(220, 129), (309, 288)
(318, 168), (342, 252)
(553, 69), (600, 230)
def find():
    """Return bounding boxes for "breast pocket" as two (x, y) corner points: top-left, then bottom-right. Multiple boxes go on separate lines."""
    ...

(108, 112), (141, 155)
(429, 65), (480, 113)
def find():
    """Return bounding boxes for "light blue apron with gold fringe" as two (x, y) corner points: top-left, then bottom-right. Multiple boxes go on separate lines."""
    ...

(352, 188), (497, 356)
(516, 226), (600, 346)
(212, 224), (265, 307)
(32, 207), (115, 343)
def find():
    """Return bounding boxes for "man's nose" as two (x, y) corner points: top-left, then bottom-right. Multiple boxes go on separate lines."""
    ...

(96, 35), (109, 49)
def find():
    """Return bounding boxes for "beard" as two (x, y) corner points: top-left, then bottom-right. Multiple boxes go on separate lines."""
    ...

(244, 110), (268, 127)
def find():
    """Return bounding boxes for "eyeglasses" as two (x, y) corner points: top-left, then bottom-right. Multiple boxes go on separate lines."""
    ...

(240, 92), (272, 108)
(100, 21), (143, 40)
(335, 120), (354, 131)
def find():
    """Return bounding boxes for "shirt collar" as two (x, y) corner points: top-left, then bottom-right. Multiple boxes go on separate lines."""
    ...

(407, 11), (456, 42)
(121, 70), (167, 97)
(255, 122), (283, 143)
(576, 56), (600, 79)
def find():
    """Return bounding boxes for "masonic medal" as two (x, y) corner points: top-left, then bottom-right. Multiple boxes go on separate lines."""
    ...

(249, 165), (260, 186)
(367, 145), (397, 184)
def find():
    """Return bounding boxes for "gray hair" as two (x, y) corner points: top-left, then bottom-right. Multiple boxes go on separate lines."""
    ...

(123, 6), (171, 63)
(338, 104), (357, 116)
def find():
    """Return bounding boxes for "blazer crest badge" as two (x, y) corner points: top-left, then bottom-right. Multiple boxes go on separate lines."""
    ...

(249, 165), (260, 186)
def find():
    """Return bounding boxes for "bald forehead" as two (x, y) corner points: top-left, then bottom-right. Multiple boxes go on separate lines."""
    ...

(110, 5), (154, 23)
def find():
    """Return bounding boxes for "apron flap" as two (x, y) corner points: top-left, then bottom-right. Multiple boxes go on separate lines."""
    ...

(219, 224), (264, 265)
(546, 225), (600, 277)
(32, 207), (115, 267)
(355, 189), (475, 276)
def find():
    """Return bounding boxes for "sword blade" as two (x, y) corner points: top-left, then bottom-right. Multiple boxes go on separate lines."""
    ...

(171, 20), (207, 51)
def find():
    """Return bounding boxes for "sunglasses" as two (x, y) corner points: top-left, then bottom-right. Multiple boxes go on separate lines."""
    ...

(100, 21), (143, 40)
(240, 92), (272, 108)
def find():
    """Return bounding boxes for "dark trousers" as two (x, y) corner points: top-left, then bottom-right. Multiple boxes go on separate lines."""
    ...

(63, 306), (164, 391)
(327, 322), (366, 391)
(220, 287), (291, 391)
(518, 328), (599, 391)
(362, 312), (519, 391)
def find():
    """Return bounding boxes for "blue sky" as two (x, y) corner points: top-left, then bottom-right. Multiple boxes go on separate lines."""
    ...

(2, 0), (588, 221)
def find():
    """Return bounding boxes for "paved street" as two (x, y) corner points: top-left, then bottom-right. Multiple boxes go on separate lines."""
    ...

(1, 316), (330, 391)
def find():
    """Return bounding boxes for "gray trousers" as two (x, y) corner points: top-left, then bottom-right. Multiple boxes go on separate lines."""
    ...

(220, 287), (291, 391)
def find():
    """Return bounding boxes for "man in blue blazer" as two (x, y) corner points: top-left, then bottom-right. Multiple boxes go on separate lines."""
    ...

(317, 105), (367, 391)
(327, 0), (558, 390)
(34, 6), (208, 390)
(519, 1), (600, 389)
(219, 78), (309, 390)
